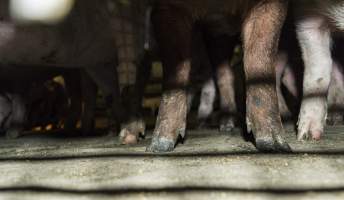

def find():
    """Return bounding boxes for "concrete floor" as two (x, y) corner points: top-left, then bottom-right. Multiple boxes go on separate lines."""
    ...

(0, 126), (344, 199)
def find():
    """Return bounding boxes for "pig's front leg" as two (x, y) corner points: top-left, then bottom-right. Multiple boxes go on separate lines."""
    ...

(146, 5), (192, 152)
(296, 16), (332, 141)
(242, 0), (291, 152)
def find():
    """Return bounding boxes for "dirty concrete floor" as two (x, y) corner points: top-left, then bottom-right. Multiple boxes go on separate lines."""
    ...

(0, 125), (344, 199)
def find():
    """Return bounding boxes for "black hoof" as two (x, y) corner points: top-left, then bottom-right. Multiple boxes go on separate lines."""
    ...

(219, 117), (235, 133)
(327, 113), (344, 126)
(255, 137), (292, 153)
(146, 136), (175, 153)
(219, 122), (234, 133)
(106, 129), (117, 137)
(196, 120), (209, 130)
(64, 121), (77, 132)
(6, 129), (21, 139)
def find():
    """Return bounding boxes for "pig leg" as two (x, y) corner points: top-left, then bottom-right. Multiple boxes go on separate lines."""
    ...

(118, 85), (146, 144)
(118, 85), (141, 144)
(242, 0), (291, 152)
(63, 72), (82, 132)
(119, 52), (153, 145)
(146, 5), (192, 152)
(327, 61), (344, 125)
(0, 94), (12, 133)
(204, 34), (238, 132)
(6, 94), (26, 139)
(281, 62), (299, 99)
(119, 118), (146, 145)
(186, 89), (195, 114)
(296, 16), (332, 141)
(216, 60), (236, 132)
(275, 51), (292, 119)
(85, 64), (122, 135)
(191, 27), (216, 128)
(197, 78), (216, 126)
(81, 71), (97, 135)
(202, 32), (238, 132)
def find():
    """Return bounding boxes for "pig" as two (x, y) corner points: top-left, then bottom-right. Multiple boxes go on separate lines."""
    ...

(294, 0), (344, 140)
(120, 11), (243, 145)
(0, 0), (123, 136)
(0, 67), (98, 138)
(147, 0), (291, 152)
(276, 38), (344, 127)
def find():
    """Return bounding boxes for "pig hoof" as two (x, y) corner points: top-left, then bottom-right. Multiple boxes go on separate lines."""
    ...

(196, 120), (209, 130)
(255, 138), (275, 152)
(297, 99), (326, 141)
(327, 113), (343, 126)
(146, 136), (175, 153)
(121, 134), (138, 145)
(119, 119), (146, 145)
(255, 137), (291, 153)
(64, 120), (77, 132)
(119, 129), (139, 145)
(6, 129), (21, 139)
(256, 138), (292, 153)
(196, 122), (206, 130)
(297, 120), (324, 141)
(82, 131), (95, 137)
(298, 124), (324, 141)
(219, 117), (235, 133)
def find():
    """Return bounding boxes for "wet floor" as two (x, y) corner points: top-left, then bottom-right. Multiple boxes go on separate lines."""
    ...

(0, 126), (343, 199)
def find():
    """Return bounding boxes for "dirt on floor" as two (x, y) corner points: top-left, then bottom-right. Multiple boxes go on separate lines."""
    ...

(0, 126), (343, 199)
